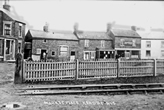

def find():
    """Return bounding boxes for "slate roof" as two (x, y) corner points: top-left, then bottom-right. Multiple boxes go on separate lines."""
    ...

(28, 29), (78, 41)
(0, 7), (25, 23)
(111, 29), (141, 38)
(138, 31), (164, 39)
(76, 31), (112, 40)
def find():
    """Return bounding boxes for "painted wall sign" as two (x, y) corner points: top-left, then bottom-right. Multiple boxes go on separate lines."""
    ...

(115, 37), (141, 49)
(120, 39), (136, 47)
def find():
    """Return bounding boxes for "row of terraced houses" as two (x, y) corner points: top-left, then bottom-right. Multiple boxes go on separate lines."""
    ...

(24, 23), (164, 62)
(0, 2), (164, 62)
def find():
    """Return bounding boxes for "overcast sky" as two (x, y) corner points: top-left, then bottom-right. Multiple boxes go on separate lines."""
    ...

(2, 0), (164, 31)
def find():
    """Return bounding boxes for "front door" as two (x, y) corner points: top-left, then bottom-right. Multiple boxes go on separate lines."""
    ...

(40, 49), (47, 60)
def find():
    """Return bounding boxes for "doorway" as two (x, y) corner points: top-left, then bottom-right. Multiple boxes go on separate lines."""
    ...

(40, 49), (47, 60)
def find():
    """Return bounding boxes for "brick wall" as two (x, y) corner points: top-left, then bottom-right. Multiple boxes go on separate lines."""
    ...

(32, 39), (79, 61)
(78, 39), (113, 60)
(115, 37), (141, 49)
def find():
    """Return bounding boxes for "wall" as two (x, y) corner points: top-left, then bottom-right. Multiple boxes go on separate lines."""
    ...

(32, 39), (79, 61)
(78, 39), (113, 60)
(141, 39), (164, 59)
(115, 37), (141, 49)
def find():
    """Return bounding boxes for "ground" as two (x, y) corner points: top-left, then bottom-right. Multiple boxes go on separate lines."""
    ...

(1, 63), (164, 110)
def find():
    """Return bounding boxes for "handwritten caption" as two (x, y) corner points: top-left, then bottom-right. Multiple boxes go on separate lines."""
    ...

(44, 101), (116, 106)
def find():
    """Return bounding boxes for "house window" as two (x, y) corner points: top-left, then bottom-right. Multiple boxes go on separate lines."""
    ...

(18, 42), (21, 53)
(161, 50), (164, 57)
(36, 48), (41, 54)
(3, 21), (12, 36)
(59, 45), (68, 56)
(146, 41), (151, 48)
(83, 51), (95, 60)
(52, 51), (55, 56)
(161, 41), (164, 48)
(101, 40), (105, 48)
(0, 39), (3, 55)
(84, 40), (89, 47)
(6, 40), (11, 54)
(43, 39), (47, 43)
(146, 50), (151, 57)
(71, 51), (75, 56)
(19, 24), (22, 37)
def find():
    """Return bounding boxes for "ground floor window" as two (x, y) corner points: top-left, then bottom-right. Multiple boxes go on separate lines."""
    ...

(146, 50), (151, 57)
(59, 45), (69, 56)
(99, 51), (115, 59)
(0, 39), (3, 55)
(6, 40), (11, 54)
(161, 50), (164, 57)
(131, 50), (139, 59)
(116, 50), (140, 59)
(83, 51), (95, 60)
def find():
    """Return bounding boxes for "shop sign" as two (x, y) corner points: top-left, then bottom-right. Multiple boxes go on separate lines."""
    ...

(120, 39), (136, 47)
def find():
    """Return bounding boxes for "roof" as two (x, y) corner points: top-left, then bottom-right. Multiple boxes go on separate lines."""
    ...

(0, 7), (25, 23)
(76, 31), (112, 40)
(28, 29), (78, 41)
(138, 31), (164, 40)
(111, 29), (141, 38)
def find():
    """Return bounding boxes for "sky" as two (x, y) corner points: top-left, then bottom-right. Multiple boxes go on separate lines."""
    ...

(1, 0), (164, 31)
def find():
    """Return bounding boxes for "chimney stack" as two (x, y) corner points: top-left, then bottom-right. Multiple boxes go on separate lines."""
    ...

(3, 0), (10, 11)
(131, 26), (137, 31)
(43, 22), (49, 32)
(74, 23), (79, 32)
(107, 21), (115, 32)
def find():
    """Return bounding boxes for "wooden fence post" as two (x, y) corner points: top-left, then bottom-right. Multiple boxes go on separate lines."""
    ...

(75, 59), (79, 80)
(117, 59), (120, 78)
(154, 59), (157, 76)
(14, 53), (23, 84)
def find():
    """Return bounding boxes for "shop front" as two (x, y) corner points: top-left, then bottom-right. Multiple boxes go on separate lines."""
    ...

(115, 37), (141, 59)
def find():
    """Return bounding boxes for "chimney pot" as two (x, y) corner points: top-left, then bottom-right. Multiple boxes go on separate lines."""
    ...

(131, 26), (137, 31)
(74, 23), (79, 32)
(43, 23), (49, 32)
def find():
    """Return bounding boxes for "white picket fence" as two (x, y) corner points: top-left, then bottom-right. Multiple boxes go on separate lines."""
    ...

(22, 59), (164, 82)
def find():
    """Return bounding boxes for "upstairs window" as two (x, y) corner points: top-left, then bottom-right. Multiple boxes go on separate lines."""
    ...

(146, 41), (151, 48)
(84, 40), (89, 47)
(19, 23), (23, 37)
(101, 40), (105, 48)
(3, 21), (12, 36)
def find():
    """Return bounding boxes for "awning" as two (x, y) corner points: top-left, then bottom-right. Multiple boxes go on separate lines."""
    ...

(115, 48), (141, 50)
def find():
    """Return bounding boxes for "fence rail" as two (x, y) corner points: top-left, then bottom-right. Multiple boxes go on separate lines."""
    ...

(21, 59), (164, 82)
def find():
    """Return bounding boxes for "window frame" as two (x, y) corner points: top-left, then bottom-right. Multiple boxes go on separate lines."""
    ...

(101, 40), (105, 48)
(146, 50), (151, 57)
(3, 21), (12, 36)
(83, 51), (95, 60)
(161, 41), (164, 48)
(161, 50), (164, 57)
(19, 23), (23, 37)
(84, 40), (89, 47)
(58, 45), (69, 56)
(0, 39), (3, 55)
(51, 51), (55, 56)
(146, 41), (151, 48)
(43, 39), (47, 43)
(6, 39), (11, 55)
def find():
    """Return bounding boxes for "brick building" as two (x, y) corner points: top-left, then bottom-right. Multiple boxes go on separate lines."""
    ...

(109, 25), (141, 59)
(0, 3), (26, 61)
(74, 24), (114, 61)
(24, 25), (79, 61)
